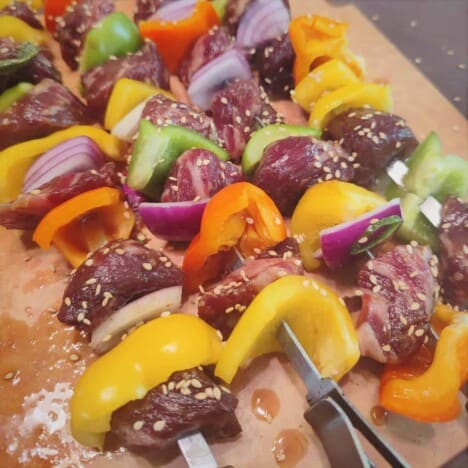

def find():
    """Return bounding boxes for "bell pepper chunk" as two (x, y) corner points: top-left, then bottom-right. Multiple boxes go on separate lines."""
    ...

(182, 182), (287, 291)
(309, 82), (393, 130)
(43, 0), (73, 33)
(139, 1), (220, 73)
(33, 187), (135, 267)
(379, 311), (468, 422)
(0, 82), (33, 113)
(0, 16), (48, 45)
(215, 275), (360, 384)
(0, 126), (125, 204)
(0, 0), (43, 9)
(292, 58), (360, 112)
(289, 15), (364, 85)
(71, 314), (223, 448)
(0, 41), (39, 75)
(80, 12), (142, 72)
(104, 78), (174, 130)
(291, 181), (385, 270)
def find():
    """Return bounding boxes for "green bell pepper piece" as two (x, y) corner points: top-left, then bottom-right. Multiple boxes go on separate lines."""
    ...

(0, 82), (33, 113)
(242, 124), (322, 175)
(80, 12), (141, 72)
(127, 120), (229, 200)
(211, 0), (229, 20)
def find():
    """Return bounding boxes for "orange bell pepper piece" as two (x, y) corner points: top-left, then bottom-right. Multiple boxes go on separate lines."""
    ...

(139, 1), (220, 73)
(379, 311), (468, 422)
(289, 15), (364, 84)
(33, 187), (135, 267)
(182, 182), (286, 292)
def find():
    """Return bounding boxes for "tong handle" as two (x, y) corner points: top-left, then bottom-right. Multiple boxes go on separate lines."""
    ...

(304, 398), (371, 468)
(328, 387), (409, 468)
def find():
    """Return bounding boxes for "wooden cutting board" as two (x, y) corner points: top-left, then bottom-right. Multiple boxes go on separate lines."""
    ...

(0, 1), (466, 467)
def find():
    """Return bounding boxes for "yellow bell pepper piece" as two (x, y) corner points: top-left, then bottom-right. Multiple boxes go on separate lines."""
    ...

(0, 126), (125, 203)
(0, 0), (42, 9)
(293, 58), (360, 112)
(104, 78), (175, 130)
(0, 16), (48, 45)
(215, 275), (360, 384)
(71, 314), (223, 448)
(309, 82), (393, 130)
(289, 15), (365, 84)
(291, 181), (385, 270)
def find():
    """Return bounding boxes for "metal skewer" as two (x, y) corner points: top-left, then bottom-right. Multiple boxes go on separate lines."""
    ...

(177, 432), (218, 468)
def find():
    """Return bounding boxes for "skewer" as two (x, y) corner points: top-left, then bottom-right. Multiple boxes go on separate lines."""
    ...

(177, 432), (218, 468)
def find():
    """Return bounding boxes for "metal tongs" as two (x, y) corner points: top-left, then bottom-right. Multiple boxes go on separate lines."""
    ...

(278, 321), (409, 468)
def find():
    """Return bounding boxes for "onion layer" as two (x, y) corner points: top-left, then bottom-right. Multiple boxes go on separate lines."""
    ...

(23, 136), (104, 192)
(139, 199), (208, 242)
(187, 48), (251, 109)
(320, 198), (402, 269)
(91, 286), (182, 354)
(236, 0), (290, 49)
(153, 0), (197, 21)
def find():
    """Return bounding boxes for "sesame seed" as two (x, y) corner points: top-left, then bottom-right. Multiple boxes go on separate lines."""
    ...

(358, 236), (368, 244)
(205, 387), (214, 398)
(372, 285), (382, 293)
(85, 259), (94, 267)
(165, 261), (172, 268)
(115, 248), (125, 255)
(180, 387), (191, 395)
(354, 289), (363, 296)
(81, 301), (88, 309)
(103, 334), (112, 342)
(410, 302), (420, 310)
(85, 278), (97, 285)
(95, 284), (102, 296)
(64, 297), (71, 307)
(194, 392), (207, 400)
(369, 274), (378, 285)
(69, 353), (80, 362)
(416, 293), (426, 301)
(407, 325), (415, 336)
(168, 382), (175, 391)
(213, 387), (222, 400)
(191, 379), (202, 389)
(83, 318), (91, 326)
(415, 329), (425, 337)
(399, 315), (408, 325)
(103, 248), (110, 255)
(245, 217), (254, 225)
(142, 262), (152, 271)
(133, 420), (144, 431)
(77, 312), (85, 322)
(153, 420), (166, 431)
(382, 345), (391, 352)
(4, 371), (15, 380)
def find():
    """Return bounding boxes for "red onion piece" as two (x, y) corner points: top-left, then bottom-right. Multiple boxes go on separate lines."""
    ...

(149, 0), (197, 21)
(236, 0), (290, 49)
(139, 199), (208, 241)
(320, 198), (402, 270)
(122, 184), (147, 210)
(23, 136), (104, 192)
(187, 48), (251, 109)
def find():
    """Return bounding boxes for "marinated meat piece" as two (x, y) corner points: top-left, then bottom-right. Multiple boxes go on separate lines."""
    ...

(54, 0), (114, 70)
(225, 0), (251, 35)
(439, 197), (468, 310)
(82, 41), (170, 121)
(253, 32), (294, 99)
(0, 1), (43, 29)
(199, 244), (303, 338)
(0, 162), (118, 230)
(134, 0), (171, 22)
(0, 38), (61, 93)
(324, 108), (418, 187)
(210, 78), (282, 161)
(0, 79), (89, 151)
(178, 26), (234, 86)
(106, 367), (241, 452)
(142, 94), (217, 141)
(160, 149), (243, 202)
(356, 244), (436, 364)
(253, 136), (354, 215)
(58, 239), (183, 337)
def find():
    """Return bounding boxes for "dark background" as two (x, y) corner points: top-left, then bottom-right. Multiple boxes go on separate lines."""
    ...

(328, 0), (468, 116)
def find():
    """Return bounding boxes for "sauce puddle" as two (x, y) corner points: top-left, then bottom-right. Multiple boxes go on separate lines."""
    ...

(251, 388), (280, 423)
(272, 429), (308, 467)
(370, 405), (388, 426)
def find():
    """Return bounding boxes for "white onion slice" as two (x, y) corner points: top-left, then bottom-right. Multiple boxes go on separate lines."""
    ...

(91, 285), (182, 354)
(111, 98), (151, 142)
(187, 48), (251, 109)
